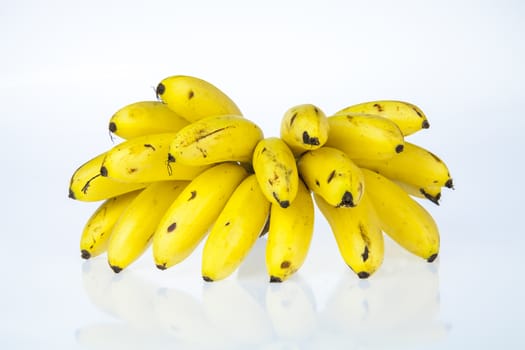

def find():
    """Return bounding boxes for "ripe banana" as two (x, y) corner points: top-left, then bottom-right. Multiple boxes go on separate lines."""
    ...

(169, 115), (264, 166)
(155, 75), (242, 122)
(315, 191), (384, 278)
(201, 174), (270, 281)
(80, 190), (142, 259)
(108, 101), (189, 139)
(100, 133), (209, 183)
(362, 168), (439, 262)
(266, 180), (314, 282)
(252, 137), (299, 208)
(325, 114), (405, 160)
(69, 152), (147, 202)
(107, 181), (188, 273)
(280, 104), (329, 155)
(298, 147), (364, 208)
(354, 142), (453, 200)
(153, 163), (248, 270)
(334, 100), (429, 135)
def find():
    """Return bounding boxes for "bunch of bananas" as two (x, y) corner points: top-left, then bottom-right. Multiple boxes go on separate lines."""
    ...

(69, 75), (453, 282)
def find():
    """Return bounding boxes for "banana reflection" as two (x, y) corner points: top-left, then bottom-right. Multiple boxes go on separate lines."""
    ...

(78, 239), (447, 349)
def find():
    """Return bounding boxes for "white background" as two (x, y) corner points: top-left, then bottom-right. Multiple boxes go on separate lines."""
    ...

(1, 0), (524, 349)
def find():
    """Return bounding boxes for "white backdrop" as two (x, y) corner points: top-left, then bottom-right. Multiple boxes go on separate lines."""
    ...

(1, 0), (524, 349)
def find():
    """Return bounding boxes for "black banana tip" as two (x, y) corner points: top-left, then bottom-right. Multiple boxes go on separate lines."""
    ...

(156, 263), (167, 270)
(156, 83), (165, 98)
(202, 276), (214, 282)
(420, 189), (441, 205)
(269, 276), (283, 283)
(68, 188), (76, 199)
(395, 144), (404, 153)
(427, 253), (438, 263)
(100, 166), (108, 177)
(302, 131), (320, 146)
(109, 122), (117, 133)
(422, 120), (430, 129)
(81, 250), (91, 259)
(279, 200), (290, 209)
(357, 271), (370, 279)
(445, 179), (454, 189)
(110, 265), (122, 273)
(338, 191), (354, 207)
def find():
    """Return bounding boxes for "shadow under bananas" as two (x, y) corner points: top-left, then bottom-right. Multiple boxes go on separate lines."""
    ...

(77, 239), (449, 350)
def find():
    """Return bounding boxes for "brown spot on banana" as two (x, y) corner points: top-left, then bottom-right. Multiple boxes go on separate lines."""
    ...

(144, 144), (156, 151)
(327, 170), (336, 184)
(167, 222), (177, 233)
(188, 90), (194, 99)
(280, 261), (291, 269)
(127, 168), (138, 174)
(395, 144), (404, 153)
(373, 103), (384, 112)
(100, 167), (108, 177)
(302, 131), (320, 146)
(290, 112), (298, 126)
(361, 246), (369, 262)
(188, 191), (197, 200)
(413, 106), (423, 118)
(195, 126), (233, 142)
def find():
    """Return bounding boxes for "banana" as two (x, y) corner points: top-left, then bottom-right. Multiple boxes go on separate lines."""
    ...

(297, 147), (364, 208)
(202, 174), (270, 281)
(80, 190), (142, 259)
(280, 104), (329, 155)
(155, 75), (242, 122)
(266, 180), (314, 282)
(108, 101), (189, 139)
(314, 191), (384, 278)
(100, 133), (209, 183)
(69, 152), (147, 201)
(334, 100), (429, 135)
(354, 142), (453, 197)
(153, 163), (248, 270)
(252, 137), (299, 208)
(107, 181), (188, 272)
(325, 114), (405, 160)
(169, 115), (264, 166)
(362, 168), (439, 262)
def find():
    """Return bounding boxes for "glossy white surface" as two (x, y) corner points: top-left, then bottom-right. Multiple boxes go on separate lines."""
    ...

(1, 0), (524, 349)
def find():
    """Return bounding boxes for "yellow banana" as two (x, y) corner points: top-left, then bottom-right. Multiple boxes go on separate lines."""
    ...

(297, 147), (364, 208)
(266, 180), (314, 282)
(334, 100), (429, 135)
(395, 181), (442, 205)
(201, 174), (270, 281)
(69, 152), (147, 202)
(153, 163), (248, 270)
(362, 168), (439, 262)
(80, 190), (142, 259)
(315, 191), (384, 278)
(108, 101), (189, 139)
(325, 114), (405, 160)
(100, 133), (209, 183)
(252, 137), (299, 208)
(280, 104), (329, 155)
(354, 142), (453, 195)
(107, 181), (188, 273)
(155, 75), (242, 122)
(169, 115), (263, 166)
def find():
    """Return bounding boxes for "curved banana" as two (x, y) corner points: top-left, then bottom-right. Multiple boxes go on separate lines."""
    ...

(297, 147), (364, 208)
(108, 101), (189, 139)
(169, 115), (263, 166)
(334, 100), (429, 135)
(202, 174), (270, 281)
(107, 181), (188, 273)
(100, 133), (209, 183)
(252, 137), (299, 208)
(280, 104), (329, 155)
(266, 180), (314, 282)
(153, 163), (248, 270)
(315, 191), (384, 278)
(80, 190), (142, 259)
(354, 142), (453, 197)
(325, 114), (405, 160)
(155, 75), (242, 122)
(69, 152), (147, 202)
(362, 168), (439, 262)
